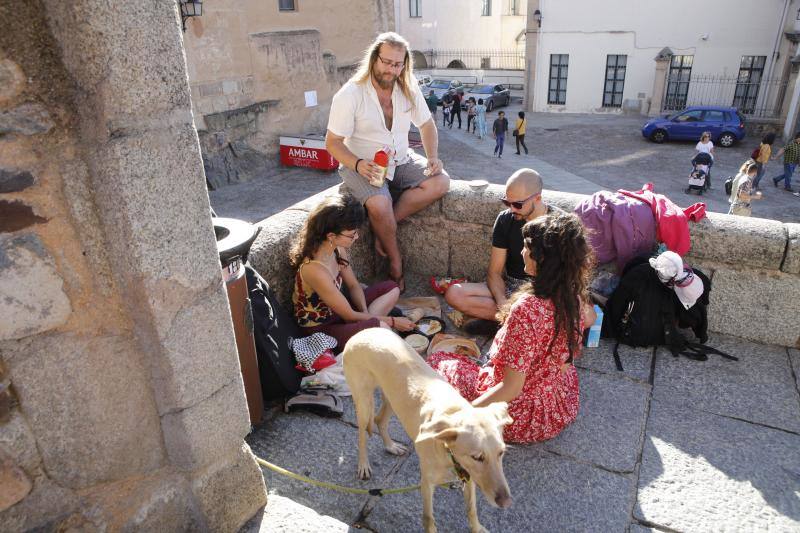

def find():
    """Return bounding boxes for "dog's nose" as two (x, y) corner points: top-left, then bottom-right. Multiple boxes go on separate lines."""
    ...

(495, 493), (512, 508)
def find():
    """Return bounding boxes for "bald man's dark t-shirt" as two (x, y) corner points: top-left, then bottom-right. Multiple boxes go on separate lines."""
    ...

(491, 204), (559, 279)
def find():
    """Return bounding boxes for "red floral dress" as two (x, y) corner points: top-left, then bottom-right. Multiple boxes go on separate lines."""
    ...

(428, 293), (582, 443)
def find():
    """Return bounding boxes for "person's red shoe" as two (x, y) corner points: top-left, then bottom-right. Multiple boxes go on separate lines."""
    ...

(429, 276), (467, 295)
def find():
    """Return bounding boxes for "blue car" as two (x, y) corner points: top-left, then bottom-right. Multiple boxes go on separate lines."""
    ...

(641, 106), (745, 147)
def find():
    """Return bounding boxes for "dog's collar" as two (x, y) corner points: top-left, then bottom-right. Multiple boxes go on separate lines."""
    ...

(444, 445), (470, 484)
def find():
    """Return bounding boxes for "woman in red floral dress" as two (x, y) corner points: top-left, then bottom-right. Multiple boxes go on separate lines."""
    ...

(429, 212), (596, 443)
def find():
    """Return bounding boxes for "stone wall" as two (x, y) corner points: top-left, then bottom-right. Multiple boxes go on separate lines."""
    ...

(0, 1), (265, 530)
(249, 181), (800, 349)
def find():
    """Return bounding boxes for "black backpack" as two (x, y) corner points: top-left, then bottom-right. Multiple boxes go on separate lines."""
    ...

(601, 257), (737, 371)
(245, 265), (302, 400)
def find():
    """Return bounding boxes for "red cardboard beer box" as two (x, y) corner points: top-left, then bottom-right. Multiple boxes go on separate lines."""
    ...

(279, 134), (338, 171)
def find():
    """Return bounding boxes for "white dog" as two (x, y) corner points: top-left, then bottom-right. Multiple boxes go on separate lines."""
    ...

(343, 328), (513, 533)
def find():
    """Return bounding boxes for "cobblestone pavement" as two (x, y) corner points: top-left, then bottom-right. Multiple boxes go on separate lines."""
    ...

(210, 105), (799, 224)
(241, 285), (800, 532)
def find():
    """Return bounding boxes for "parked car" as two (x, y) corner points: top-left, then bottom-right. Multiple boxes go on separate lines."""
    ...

(417, 74), (432, 88)
(427, 79), (465, 104)
(641, 106), (745, 147)
(460, 84), (511, 112)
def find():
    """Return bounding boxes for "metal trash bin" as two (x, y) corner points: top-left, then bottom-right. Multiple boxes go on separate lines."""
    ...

(214, 217), (263, 425)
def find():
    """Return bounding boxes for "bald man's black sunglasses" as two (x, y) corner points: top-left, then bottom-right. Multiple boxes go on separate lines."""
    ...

(500, 192), (538, 209)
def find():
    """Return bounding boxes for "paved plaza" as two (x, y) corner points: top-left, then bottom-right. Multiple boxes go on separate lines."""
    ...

(240, 290), (800, 532)
(210, 104), (800, 224)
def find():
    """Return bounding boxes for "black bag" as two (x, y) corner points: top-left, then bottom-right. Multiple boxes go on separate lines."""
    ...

(724, 176), (733, 196)
(246, 265), (302, 400)
(602, 257), (737, 371)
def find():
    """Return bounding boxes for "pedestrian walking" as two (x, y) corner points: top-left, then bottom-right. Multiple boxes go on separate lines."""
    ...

(728, 159), (763, 217)
(493, 111), (508, 158)
(751, 132), (775, 190)
(466, 97), (477, 133)
(475, 98), (487, 139)
(514, 111), (528, 155)
(425, 89), (438, 122)
(449, 90), (463, 129)
(441, 92), (453, 128)
(771, 131), (800, 192)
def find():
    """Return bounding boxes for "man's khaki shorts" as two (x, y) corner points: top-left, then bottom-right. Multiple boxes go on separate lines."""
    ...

(340, 151), (443, 204)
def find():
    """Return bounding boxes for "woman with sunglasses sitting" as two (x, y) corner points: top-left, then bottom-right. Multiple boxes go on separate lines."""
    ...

(290, 194), (415, 351)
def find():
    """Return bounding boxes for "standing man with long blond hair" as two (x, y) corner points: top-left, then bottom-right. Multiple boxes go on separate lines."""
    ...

(326, 32), (449, 292)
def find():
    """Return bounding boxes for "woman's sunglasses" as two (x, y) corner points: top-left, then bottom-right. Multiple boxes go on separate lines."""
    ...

(500, 192), (538, 209)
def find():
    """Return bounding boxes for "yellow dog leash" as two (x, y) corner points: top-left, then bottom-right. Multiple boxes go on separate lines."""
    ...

(255, 456), (463, 497)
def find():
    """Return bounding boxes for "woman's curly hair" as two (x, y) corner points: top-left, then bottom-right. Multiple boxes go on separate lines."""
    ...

(498, 212), (594, 362)
(289, 195), (365, 268)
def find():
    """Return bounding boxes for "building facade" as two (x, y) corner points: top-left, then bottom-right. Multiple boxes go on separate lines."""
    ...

(524, 0), (798, 125)
(397, 0), (528, 72)
(182, 0), (394, 187)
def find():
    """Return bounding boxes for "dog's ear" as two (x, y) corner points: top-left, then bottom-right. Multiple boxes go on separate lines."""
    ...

(415, 416), (460, 445)
(485, 402), (513, 427)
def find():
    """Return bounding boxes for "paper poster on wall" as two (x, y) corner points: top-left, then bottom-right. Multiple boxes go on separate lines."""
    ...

(304, 90), (318, 108)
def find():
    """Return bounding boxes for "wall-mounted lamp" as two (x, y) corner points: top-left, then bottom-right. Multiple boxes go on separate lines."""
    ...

(179, 0), (203, 32)
(533, 9), (542, 28)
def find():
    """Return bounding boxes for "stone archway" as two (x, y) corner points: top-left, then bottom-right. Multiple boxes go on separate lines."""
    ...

(411, 50), (427, 69)
(447, 59), (466, 69)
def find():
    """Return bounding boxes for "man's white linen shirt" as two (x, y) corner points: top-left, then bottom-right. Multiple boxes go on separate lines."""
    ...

(327, 76), (432, 179)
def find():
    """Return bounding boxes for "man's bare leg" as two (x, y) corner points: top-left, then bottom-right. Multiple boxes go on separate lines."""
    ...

(394, 173), (450, 222)
(444, 282), (499, 321)
(365, 195), (403, 284)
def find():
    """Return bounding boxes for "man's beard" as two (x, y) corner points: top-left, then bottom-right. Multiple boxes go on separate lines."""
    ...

(373, 67), (397, 89)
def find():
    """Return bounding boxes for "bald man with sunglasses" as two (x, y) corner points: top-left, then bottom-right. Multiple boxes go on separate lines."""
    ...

(445, 169), (560, 329)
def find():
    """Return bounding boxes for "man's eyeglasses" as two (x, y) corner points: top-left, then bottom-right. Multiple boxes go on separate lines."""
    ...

(338, 230), (359, 240)
(500, 192), (538, 209)
(377, 55), (406, 70)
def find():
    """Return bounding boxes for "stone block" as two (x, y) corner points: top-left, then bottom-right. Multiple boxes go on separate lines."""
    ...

(0, 200), (47, 232)
(7, 333), (165, 489)
(241, 495), (349, 533)
(0, 456), (32, 511)
(397, 216), (449, 280)
(249, 209), (308, 308)
(0, 58), (26, 106)
(653, 334), (800, 433)
(543, 369), (650, 473)
(77, 470), (199, 532)
(0, 411), (42, 473)
(150, 286), (244, 415)
(687, 213), (786, 270)
(635, 400), (800, 531)
(707, 267), (800, 347)
(191, 443), (267, 532)
(0, 234), (71, 340)
(43, 0), (192, 129)
(441, 180), (503, 226)
(0, 103), (54, 135)
(91, 125), (222, 296)
(783, 222), (800, 275)
(364, 447), (634, 532)
(575, 338), (654, 383)
(541, 189), (586, 213)
(448, 222), (493, 280)
(0, 169), (35, 193)
(0, 472), (79, 532)
(160, 379), (250, 472)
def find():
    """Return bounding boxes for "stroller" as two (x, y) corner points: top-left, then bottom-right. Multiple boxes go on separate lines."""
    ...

(686, 152), (712, 195)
